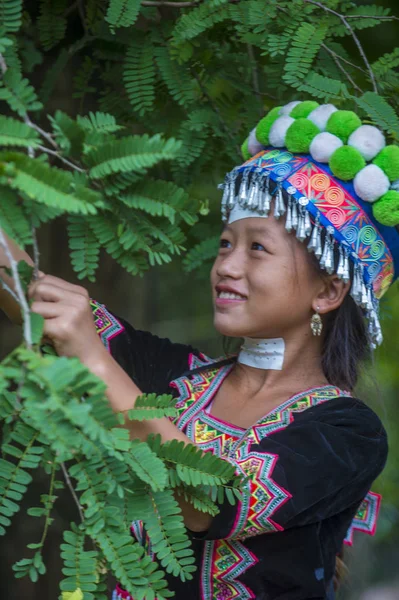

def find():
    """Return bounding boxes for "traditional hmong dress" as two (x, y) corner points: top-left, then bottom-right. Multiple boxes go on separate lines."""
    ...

(91, 301), (388, 600)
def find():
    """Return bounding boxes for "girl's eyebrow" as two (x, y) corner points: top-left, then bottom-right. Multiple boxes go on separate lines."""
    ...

(221, 223), (277, 243)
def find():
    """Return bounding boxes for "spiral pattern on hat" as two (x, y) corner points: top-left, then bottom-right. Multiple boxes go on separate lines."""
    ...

(343, 225), (359, 244)
(326, 207), (346, 227)
(273, 162), (292, 177)
(368, 262), (380, 279)
(278, 151), (294, 163)
(359, 225), (377, 245)
(325, 186), (345, 206)
(310, 173), (330, 192)
(289, 172), (308, 189)
(370, 240), (385, 260)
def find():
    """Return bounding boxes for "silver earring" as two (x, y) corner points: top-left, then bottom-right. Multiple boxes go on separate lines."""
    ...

(311, 307), (323, 336)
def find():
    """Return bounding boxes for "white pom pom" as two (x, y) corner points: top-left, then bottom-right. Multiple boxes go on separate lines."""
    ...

(309, 132), (343, 163)
(247, 127), (264, 156)
(308, 104), (338, 131)
(348, 125), (386, 161)
(279, 101), (301, 116)
(269, 116), (295, 148)
(353, 164), (390, 203)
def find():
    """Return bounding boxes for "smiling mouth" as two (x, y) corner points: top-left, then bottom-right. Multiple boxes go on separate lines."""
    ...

(217, 291), (247, 300)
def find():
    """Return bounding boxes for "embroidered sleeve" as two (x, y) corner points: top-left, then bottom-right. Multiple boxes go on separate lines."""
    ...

(89, 299), (201, 394)
(202, 398), (388, 542)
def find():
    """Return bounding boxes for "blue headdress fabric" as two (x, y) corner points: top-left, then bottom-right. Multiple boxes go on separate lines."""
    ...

(219, 147), (399, 348)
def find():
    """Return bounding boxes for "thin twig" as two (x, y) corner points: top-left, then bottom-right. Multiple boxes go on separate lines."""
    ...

(0, 229), (32, 348)
(322, 44), (367, 73)
(191, 69), (241, 156)
(61, 462), (84, 523)
(322, 43), (363, 93)
(344, 14), (399, 21)
(25, 115), (59, 150)
(303, 0), (378, 92)
(37, 145), (86, 173)
(0, 276), (19, 303)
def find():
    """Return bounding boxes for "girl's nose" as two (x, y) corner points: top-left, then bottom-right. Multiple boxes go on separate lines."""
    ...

(216, 248), (245, 280)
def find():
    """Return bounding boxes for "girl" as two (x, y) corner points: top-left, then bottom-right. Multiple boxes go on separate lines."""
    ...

(1, 100), (395, 599)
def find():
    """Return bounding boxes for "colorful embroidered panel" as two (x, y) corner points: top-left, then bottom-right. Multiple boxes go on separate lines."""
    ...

(89, 299), (125, 351)
(240, 149), (394, 299)
(201, 539), (258, 600)
(343, 490), (382, 546)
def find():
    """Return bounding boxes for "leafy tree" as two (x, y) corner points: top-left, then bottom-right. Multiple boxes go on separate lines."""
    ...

(0, 0), (399, 597)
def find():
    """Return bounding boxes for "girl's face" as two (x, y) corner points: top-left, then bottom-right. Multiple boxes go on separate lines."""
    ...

(210, 214), (322, 339)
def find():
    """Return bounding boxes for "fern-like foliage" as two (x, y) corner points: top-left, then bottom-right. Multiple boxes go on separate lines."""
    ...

(124, 37), (156, 115)
(355, 91), (399, 141)
(0, 115), (39, 148)
(67, 216), (100, 282)
(105, 0), (141, 31)
(37, 0), (67, 51)
(0, 0), (23, 33)
(0, 186), (32, 247)
(283, 22), (328, 87)
(84, 134), (182, 178)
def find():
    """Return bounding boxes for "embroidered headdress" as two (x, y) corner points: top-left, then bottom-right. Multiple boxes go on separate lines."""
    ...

(219, 100), (399, 349)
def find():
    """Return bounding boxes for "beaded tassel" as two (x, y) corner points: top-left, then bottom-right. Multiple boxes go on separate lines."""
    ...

(227, 172), (237, 210)
(285, 197), (293, 232)
(307, 214), (320, 253)
(273, 183), (285, 219)
(341, 248), (350, 283)
(260, 175), (271, 215)
(246, 172), (259, 210)
(238, 170), (249, 204)
(296, 207), (307, 242)
(291, 200), (298, 229)
(304, 209), (312, 237)
(336, 245), (344, 278)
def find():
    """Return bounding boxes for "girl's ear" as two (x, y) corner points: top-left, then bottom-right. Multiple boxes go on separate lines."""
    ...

(312, 275), (351, 315)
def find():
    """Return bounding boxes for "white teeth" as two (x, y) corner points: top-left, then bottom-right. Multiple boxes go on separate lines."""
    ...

(218, 291), (246, 300)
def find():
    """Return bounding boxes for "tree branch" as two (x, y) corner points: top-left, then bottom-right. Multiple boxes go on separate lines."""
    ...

(0, 229), (32, 348)
(303, 0), (378, 92)
(61, 462), (84, 523)
(37, 145), (86, 173)
(322, 43), (363, 93)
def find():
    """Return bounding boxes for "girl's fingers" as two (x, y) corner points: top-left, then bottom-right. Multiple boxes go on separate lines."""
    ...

(30, 301), (62, 319)
(29, 274), (89, 301)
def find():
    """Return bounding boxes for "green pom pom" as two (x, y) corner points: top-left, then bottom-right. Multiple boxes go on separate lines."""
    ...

(290, 101), (319, 119)
(373, 190), (399, 226)
(241, 137), (251, 161)
(255, 106), (282, 145)
(285, 118), (320, 153)
(326, 110), (362, 143)
(373, 145), (399, 182)
(329, 146), (366, 181)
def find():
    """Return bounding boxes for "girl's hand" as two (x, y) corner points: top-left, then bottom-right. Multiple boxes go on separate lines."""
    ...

(28, 274), (107, 365)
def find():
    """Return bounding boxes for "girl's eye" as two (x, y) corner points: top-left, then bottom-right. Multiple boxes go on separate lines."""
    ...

(219, 238), (231, 249)
(252, 242), (266, 252)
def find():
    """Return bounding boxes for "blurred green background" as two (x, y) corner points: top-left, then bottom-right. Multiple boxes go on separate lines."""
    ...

(1, 1), (399, 598)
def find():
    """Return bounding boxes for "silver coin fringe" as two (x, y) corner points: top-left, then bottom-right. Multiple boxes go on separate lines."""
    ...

(219, 167), (383, 348)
